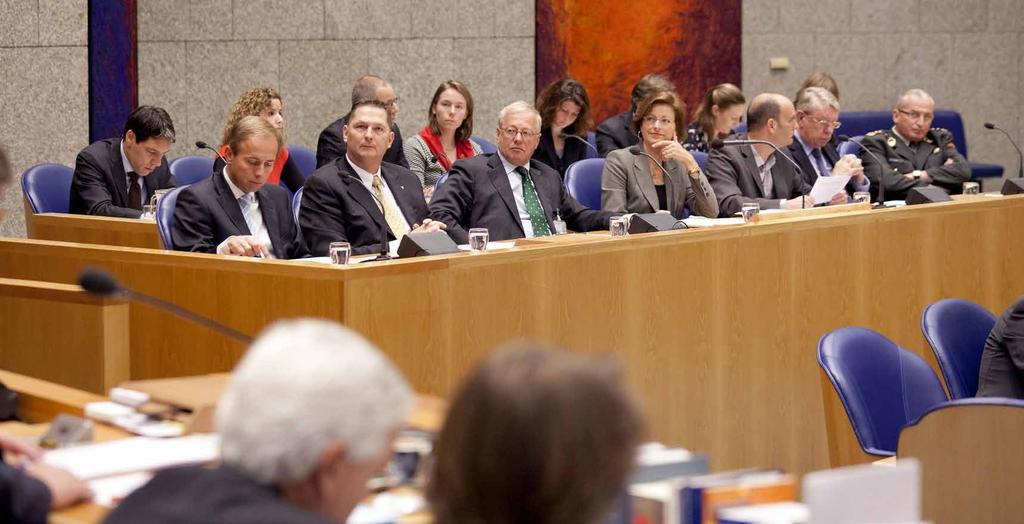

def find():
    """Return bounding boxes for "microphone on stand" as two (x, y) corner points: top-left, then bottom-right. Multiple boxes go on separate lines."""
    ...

(560, 133), (599, 154)
(835, 134), (894, 208)
(711, 139), (812, 208)
(984, 122), (1024, 195)
(78, 267), (252, 344)
(195, 141), (228, 164)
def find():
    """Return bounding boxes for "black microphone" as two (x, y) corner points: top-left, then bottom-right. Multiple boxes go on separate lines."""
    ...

(195, 141), (228, 164)
(628, 145), (676, 181)
(428, 155), (439, 164)
(339, 171), (392, 261)
(78, 267), (252, 344)
(560, 133), (599, 154)
(835, 134), (894, 207)
(984, 122), (1024, 181)
(710, 139), (805, 179)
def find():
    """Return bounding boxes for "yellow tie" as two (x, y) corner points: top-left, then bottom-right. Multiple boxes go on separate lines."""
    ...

(371, 174), (408, 242)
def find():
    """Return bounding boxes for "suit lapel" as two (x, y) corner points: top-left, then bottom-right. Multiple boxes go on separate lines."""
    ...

(823, 142), (840, 165)
(486, 156), (521, 231)
(915, 134), (937, 166)
(340, 160), (387, 230)
(633, 154), (660, 212)
(771, 158), (791, 198)
(214, 169), (251, 235)
(529, 164), (557, 228)
(109, 140), (130, 205)
(663, 160), (686, 216)
(382, 166), (421, 223)
(255, 189), (280, 258)
(739, 146), (766, 197)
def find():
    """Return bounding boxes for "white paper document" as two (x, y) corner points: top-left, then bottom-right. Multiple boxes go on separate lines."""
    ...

(809, 174), (851, 204)
(680, 216), (745, 228)
(43, 434), (219, 480)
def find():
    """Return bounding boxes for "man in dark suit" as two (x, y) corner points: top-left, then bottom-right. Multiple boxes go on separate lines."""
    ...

(859, 89), (970, 201)
(977, 294), (1024, 399)
(595, 73), (675, 157)
(301, 100), (444, 257)
(316, 75), (408, 169)
(430, 101), (613, 244)
(70, 105), (177, 218)
(106, 319), (414, 524)
(788, 87), (869, 197)
(172, 116), (306, 259)
(706, 93), (846, 217)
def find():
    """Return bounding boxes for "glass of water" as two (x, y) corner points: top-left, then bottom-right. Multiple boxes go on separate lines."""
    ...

(329, 241), (351, 265)
(140, 204), (157, 220)
(741, 202), (760, 223)
(468, 228), (489, 251)
(962, 181), (980, 195)
(852, 191), (871, 204)
(609, 216), (628, 236)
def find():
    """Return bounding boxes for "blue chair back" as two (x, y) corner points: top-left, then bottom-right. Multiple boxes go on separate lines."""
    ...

(921, 298), (996, 399)
(584, 131), (598, 159)
(434, 172), (449, 193)
(291, 186), (304, 226)
(817, 327), (948, 456)
(287, 145), (316, 180)
(563, 158), (605, 209)
(156, 186), (187, 249)
(837, 135), (863, 156)
(472, 136), (497, 154)
(838, 111), (892, 140)
(169, 156), (214, 186)
(21, 163), (74, 213)
(692, 150), (709, 173)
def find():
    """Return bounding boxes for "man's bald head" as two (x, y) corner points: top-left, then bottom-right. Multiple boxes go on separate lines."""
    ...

(746, 93), (796, 148)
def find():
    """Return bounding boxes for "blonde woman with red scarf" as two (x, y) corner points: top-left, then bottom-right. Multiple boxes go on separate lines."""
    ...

(404, 80), (482, 200)
(214, 87), (304, 193)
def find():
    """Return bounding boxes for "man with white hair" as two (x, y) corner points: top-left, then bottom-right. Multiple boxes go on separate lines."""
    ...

(429, 101), (613, 243)
(105, 319), (413, 523)
(859, 89), (970, 201)
(787, 87), (869, 198)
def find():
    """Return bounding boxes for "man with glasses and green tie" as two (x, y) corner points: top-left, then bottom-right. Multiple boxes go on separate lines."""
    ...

(860, 89), (970, 201)
(429, 101), (613, 243)
(787, 87), (869, 199)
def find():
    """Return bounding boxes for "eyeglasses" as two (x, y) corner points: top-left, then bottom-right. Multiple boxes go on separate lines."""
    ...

(499, 127), (541, 139)
(804, 115), (841, 130)
(897, 109), (933, 122)
(382, 97), (400, 108)
(642, 116), (674, 127)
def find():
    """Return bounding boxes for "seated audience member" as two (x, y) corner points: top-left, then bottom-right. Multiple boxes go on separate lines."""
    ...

(69, 105), (176, 218)
(684, 83), (746, 153)
(0, 146), (90, 523)
(429, 101), (614, 244)
(106, 318), (413, 523)
(213, 87), (304, 193)
(300, 101), (444, 256)
(428, 344), (643, 524)
(788, 87), (869, 197)
(602, 90), (718, 218)
(795, 71), (840, 102)
(403, 80), (482, 199)
(596, 73), (676, 157)
(531, 77), (595, 177)
(977, 295), (1024, 399)
(706, 93), (845, 217)
(316, 75), (408, 169)
(172, 116), (306, 258)
(859, 89), (970, 201)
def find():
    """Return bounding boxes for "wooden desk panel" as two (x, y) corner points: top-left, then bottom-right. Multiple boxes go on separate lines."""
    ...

(26, 213), (162, 250)
(2, 196), (1023, 475)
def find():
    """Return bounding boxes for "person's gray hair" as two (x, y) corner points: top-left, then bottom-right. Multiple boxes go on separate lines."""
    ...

(498, 101), (542, 132)
(216, 318), (413, 485)
(795, 86), (839, 114)
(896, 88), (934, 109)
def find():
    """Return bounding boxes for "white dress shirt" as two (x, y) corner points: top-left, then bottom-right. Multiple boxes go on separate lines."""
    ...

(216, 167), (275, 258)
(497, 151), (544, 238)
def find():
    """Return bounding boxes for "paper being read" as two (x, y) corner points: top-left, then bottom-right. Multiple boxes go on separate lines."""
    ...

(809, 174), (851, 204)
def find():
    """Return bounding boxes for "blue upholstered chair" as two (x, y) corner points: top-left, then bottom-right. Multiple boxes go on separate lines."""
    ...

(921, 298), (996, 399)
(584, 131), (598, 159)
(291, 186), (304, 226)
(837, 135), (863, 157)
(471, 136), (497, 154)
(168, 156), (214, 186)
(155, 186), (187, 249)
(692, 150), (709, 173)
(563, 158), (605, 210)
(817, 326), (948, 456)
(287, 145), (316, 181)
(434, 172), (448, 193)
(21, 163), (74, 213)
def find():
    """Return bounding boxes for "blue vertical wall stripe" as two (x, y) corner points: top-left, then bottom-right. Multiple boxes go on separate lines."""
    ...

(88, 0), (137, 142)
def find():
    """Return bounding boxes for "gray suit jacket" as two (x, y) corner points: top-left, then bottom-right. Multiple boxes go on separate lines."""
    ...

(600, 148), (718, 218)
(705, 134), (811, 217)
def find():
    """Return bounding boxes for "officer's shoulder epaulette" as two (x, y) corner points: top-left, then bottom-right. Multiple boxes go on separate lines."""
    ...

(865, 129), (887, 137)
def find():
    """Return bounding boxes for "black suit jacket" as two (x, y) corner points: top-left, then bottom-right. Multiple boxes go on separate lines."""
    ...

(0, 460), (50, 523)
(595, 111), (639, 158)
(315, 115), (408, 169)
(171, 168), (306, 259)
(104, 465), (332, 524)
(299, 158), (428, 256)
(859, 127), (970, 201)
(70, 138), (175, 218)
(977, 294), (1024, 399)
(429, 153), (613, 244)
(705, 133), (811, 217)
(532, 127), (588, 178)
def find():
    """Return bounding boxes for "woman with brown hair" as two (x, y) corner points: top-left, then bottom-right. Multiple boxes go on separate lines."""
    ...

(428, 345), (643, 524)
(532, 77), (595, 178)
(685, 83), (746, 153)
(404, 80), (482, 199)
(602, 90), (718, 218)
(216, 87), (304, 193)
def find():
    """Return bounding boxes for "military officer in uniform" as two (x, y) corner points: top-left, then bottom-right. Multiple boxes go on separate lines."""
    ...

(859, 89), (970, 202)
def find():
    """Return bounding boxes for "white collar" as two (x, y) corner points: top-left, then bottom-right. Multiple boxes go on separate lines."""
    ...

(346, 154), (382, 185)
(222, 166), (249, 201)
(119, 140), (136, 175)
(497, 150), (528, 175)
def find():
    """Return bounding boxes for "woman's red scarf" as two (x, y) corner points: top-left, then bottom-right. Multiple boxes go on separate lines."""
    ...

(418, 127), (474, 171)
(218, 144), (289, 185)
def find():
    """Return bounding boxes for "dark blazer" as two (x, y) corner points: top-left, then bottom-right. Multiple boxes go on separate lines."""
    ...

(0, 460), (50, 523)
(595, 111), (639, 158)
(705, 133), (811, 217)
(299, 158), (428, 256)
(532, 127), (588, 178)
(315, 115), (408, 169)
(859, 127), (970, 201)
(977, 294), (1024, 399)
(171, 168), (306, 259)
(429, 153), (613, 244)
(70, 138), (175, 218)
(104, 465), (332, 524)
